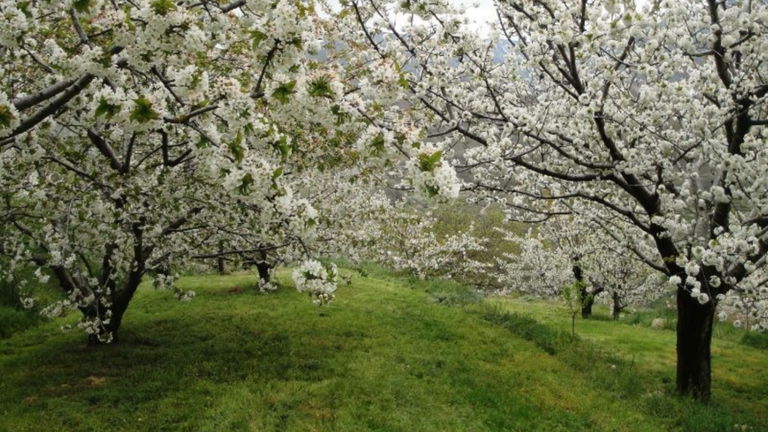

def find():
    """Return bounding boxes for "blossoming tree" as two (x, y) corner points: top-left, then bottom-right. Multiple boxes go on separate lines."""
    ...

(0, 0), (368, 343)
(301, 166), (487, 280)
(500, 217), (666, 320)
(348, 0), (768, 400)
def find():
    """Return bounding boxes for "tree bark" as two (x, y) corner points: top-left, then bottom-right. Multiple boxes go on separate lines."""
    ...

(255, 249), (272, 283)
(85, 275), (142, 345)
(611, 292), (624, 320)
(676, 286), (715, 402)
(256, 261), (272, 283)
(580, 289), (595, 319)
(216, 242), (226, 274)
(85, 305), (121, 345)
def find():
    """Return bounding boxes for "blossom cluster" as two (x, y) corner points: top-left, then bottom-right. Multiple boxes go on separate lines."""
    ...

(292, 260), (338, 305)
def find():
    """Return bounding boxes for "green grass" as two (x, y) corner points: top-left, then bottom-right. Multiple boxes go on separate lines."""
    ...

(0, 263), (63, 339)
(489, 296), (768, 430)
(0, 306), (43, 339)
(0, 268), (766, 431)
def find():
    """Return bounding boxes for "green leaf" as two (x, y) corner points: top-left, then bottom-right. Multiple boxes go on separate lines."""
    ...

(196, 136), (210, 149)
(129, 96), (159, 124)
(95, 98), (120, 119)
(418, 150), (442, 172)
(0, 105), (15, 129)
(287, 37), (303, 49)
(17, 1), (32, 17)
(229, 131), (245, 163)
(272, 167), (283, 180)
(398, 74), (410, 89)
(308, 76), (334, 99)
(150, 0), (176, 15)
(272, 80), (297, 104)
(296, 1), (314, 17)
(73, 0), (93, 13)
(140, 51), (154, 63)
(424, 184), (439, 197)
(330, 104), (350, 126)
(251, 30), (268, 48)
(371, 133), (385, 155)
(238, 173), (254, 194)
(273, 135), (292, 160)
(123, 5), (136, 31)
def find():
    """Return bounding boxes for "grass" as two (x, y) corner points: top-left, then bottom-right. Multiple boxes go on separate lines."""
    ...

(0, 264), (63, 339)
(0, 267), (766, 431)
(489, 296), (768, 430)
(0, 306), (43, 339)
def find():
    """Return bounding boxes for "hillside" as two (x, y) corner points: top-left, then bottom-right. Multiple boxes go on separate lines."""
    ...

(0, 267), (766, 432)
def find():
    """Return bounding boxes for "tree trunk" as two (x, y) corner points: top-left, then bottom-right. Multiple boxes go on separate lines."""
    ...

(86, 307), (122, 345)
(256, 261), (272, 283)
(580, 289), (595, 319)
(676, 287), (715, 402)
(85, 276), (141, 345)
(612, 292), (623, 320)
(86, 299), (129, 345)
(216, 242), (226, 274)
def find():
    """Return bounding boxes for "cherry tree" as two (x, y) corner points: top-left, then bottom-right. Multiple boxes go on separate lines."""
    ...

(500, 218), (666, 320)
(366, 204), (488, 279)
(718, 266), (768, 331)
(0, 0), (368, 343)
(348, 0), (768, 400)
(498, 229), (573, 298)
(307, 171), (489, 280)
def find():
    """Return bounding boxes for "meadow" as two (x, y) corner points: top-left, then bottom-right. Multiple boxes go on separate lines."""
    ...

(0, 265), (766, 432)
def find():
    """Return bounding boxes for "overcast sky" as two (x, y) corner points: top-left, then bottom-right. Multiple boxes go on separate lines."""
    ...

(324, 0), (498, 37)
(325, 0), (653, 35)
(456, 0), (497, 28)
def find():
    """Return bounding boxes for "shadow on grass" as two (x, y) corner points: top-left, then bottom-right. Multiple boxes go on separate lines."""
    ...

(1, 305), (346, 418)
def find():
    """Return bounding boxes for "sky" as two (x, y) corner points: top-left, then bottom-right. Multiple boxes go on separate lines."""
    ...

(324, 0), (496, 22)
(324, 0), (498, 37)
(324, 0), (653, 34)
(455, 0), (497, 29)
